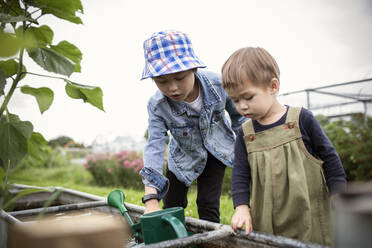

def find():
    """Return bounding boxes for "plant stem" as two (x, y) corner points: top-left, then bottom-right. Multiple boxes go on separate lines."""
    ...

(3, 159), (10, 194)
(0, 18), (27, 118)
(25, 72), (84, 86)
(26, 72), (69, 81)
(0, 117), (10, 207)
(0, 48), (24, 117)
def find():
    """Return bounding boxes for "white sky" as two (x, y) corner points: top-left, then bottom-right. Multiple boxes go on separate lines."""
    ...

(6, 0), (372, 145)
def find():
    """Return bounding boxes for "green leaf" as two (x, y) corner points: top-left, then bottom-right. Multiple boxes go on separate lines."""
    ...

(0, 32), (21, 57)
(0, 70), (5, 95)
(1, 0), (24, 18)
(0, 116), (33, 168)
(51, 41), (82, 72)
(7, 113), (20, 123)
(0, 13), (38, 24)
(0, 57), (27, 81)
(28, 132), (48, 161)
(3, 188), (52, 211)
(28, 0), (84, 24)
(65, 82), (104, 111)
(37, 190), (62, 219)
(80, 87), (104, 111)
(0, 59), (18, 78)
(21, 86), (54, 114)
(27, 47), (75, 76)
(12, 122), (33, 141)
(25, 25), (54, 47)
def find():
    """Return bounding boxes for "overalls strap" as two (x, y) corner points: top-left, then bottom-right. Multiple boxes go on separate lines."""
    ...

(242, 119), (254, 135)
(285, 107), (302, 123)
(242, 120), (255, 142)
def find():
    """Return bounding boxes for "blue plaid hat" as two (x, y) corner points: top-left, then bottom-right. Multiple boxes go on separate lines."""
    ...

(141, 30), (206, 80)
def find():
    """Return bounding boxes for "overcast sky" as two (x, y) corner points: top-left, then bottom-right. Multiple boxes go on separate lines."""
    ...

(7, 0), (372, 145)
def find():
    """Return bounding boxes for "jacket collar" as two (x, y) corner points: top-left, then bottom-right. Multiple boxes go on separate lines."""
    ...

(168, 71), (221, 116)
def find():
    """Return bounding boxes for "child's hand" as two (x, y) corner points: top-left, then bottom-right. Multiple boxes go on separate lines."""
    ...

(231, 205), (253, 235)
(144, 199), (161, 214)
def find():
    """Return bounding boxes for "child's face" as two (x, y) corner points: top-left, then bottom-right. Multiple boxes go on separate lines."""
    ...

(226, 79), (278, 122)
(153, 70), (197, 102)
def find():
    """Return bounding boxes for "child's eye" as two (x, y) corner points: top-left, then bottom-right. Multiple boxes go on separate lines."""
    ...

(245, 96), (253, 101)
(156, 79), (167, 84)
(175, 76), (185, 81)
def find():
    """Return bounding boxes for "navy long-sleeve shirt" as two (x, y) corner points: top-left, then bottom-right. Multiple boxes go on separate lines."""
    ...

(231, 107), (347, 208)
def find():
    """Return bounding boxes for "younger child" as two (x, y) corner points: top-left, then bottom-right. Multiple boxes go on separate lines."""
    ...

(139, 30), (246, 223)
(221, 47), (347, 245)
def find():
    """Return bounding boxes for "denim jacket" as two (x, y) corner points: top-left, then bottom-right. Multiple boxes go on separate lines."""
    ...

(140, 70), (246, 198)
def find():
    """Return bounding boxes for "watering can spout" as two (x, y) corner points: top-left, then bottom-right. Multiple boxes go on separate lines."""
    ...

(107, 190), (134, 226)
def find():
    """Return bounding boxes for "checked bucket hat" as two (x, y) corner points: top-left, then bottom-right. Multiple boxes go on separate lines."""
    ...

(141, 30), (206, 80)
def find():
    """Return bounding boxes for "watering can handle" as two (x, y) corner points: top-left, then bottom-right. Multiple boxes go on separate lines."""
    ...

(161, 214), (188, 238)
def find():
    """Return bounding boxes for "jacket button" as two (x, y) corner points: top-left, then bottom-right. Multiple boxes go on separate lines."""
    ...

(249, 135), (255, 141)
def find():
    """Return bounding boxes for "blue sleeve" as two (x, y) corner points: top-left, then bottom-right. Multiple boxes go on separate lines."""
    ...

(300, 108), (347, 195)
(231, 127), (251, 208)
(140, 101), (170, 198)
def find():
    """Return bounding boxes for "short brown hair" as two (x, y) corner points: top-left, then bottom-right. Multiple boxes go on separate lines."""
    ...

(221, 47), (280, 89)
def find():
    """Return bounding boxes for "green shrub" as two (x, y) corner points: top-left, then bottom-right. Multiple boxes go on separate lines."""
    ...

(16, 146), (72, 170)
(48, 136), (74, 148)
(84, 151), (144, 189)
(317, 114), (372, 181)
(84, 154), (116, 186)
(114, 151), (144, 189)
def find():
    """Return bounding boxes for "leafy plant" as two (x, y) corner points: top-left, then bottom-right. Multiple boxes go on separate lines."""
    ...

(47, 135), (74, 148)
(0, 0), (104, 211)
(114, 151), (144, 188)
(85, 151), (144, 189)
(317, 114), (372, 181)
(84, 153), (117, 186)
(15, 145), (72, 171)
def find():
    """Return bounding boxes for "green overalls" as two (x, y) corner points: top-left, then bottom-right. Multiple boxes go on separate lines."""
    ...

(242, 107), (331, 245)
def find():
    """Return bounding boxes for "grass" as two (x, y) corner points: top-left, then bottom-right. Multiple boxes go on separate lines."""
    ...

(9, 165), (235, 225)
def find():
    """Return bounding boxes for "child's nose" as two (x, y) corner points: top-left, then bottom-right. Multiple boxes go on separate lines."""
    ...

(168, 81), (178, 92)
(239, 101), (248, 110)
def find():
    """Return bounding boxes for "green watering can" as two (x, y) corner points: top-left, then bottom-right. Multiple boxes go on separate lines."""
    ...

(107, 190), (189, 245)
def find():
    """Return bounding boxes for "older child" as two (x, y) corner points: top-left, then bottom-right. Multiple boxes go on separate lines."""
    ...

(221, 47), (346, 245)
(139, 30), (246, 223)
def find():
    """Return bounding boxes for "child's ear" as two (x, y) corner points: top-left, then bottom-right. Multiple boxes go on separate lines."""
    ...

(269, 78), (280, 94)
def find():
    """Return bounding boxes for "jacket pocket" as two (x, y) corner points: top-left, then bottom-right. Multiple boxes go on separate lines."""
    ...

(170, 125), (194, 150)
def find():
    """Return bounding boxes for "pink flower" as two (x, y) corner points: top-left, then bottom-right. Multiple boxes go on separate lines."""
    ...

(107, 168), (112, 173)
